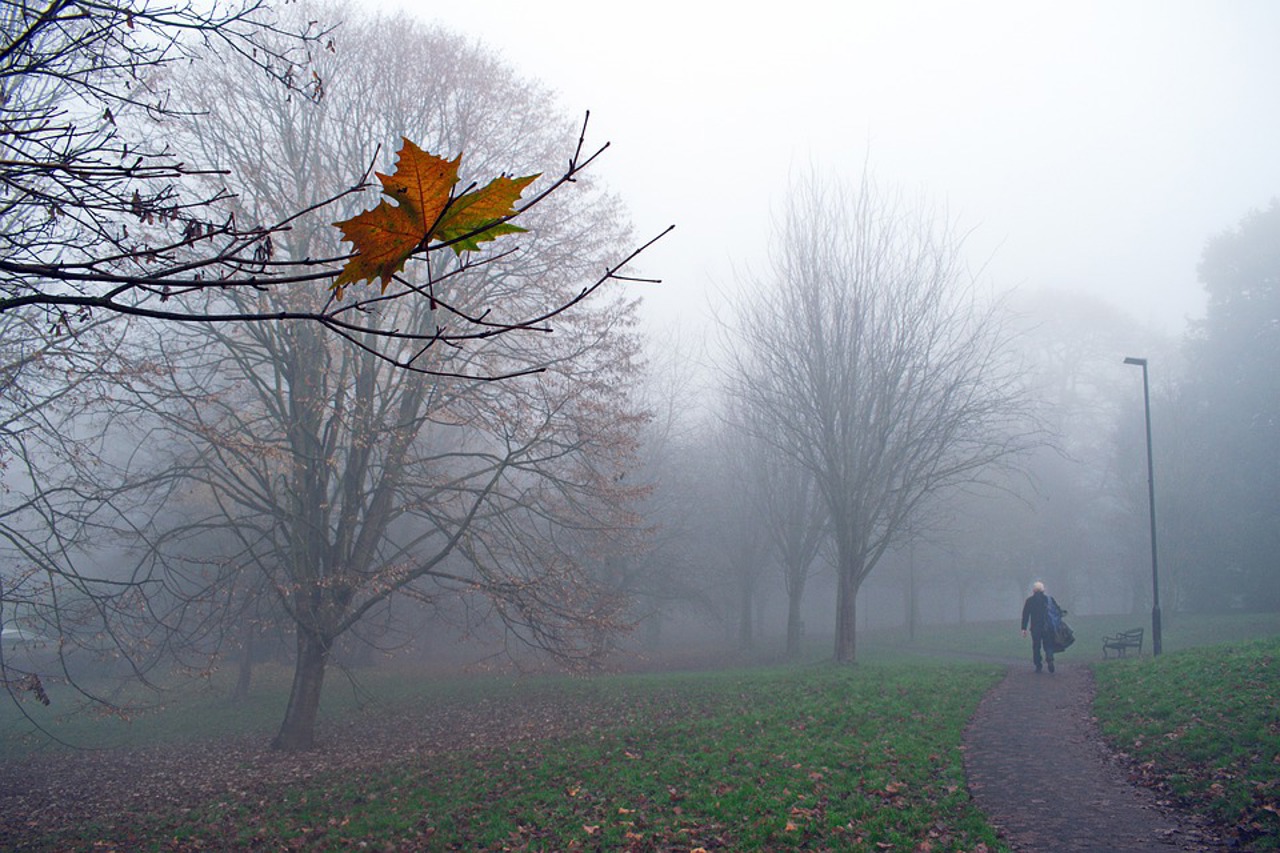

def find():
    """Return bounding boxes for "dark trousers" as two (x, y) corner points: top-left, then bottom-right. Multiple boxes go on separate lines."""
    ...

(1031, 630), (1054, 669)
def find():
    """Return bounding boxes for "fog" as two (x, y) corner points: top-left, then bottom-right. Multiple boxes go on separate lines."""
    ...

(3, 0), (1278, 756)
(389, 0), (1280, 646)
(415, 0), (1280, 336)
(5, 9), (1280, 852)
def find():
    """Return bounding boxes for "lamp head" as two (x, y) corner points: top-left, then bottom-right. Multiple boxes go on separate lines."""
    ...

(1123, 356), (1147, 366)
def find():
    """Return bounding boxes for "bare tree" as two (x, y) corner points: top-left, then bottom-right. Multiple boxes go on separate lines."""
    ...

(109, 8), (649, 751)
(758, 447), (827, 658)
(715, 398), (828, 657)
(591, 333), (711, 653)
(1, 2), (661, 744)
(936, 290), (1165, 618)
(724, 170), (1036, 663)
(706, 419), (773, 651)
(0, 309), (165, 718)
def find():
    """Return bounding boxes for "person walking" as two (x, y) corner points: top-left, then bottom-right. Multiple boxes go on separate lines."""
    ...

(1021, 581), (1054, 673)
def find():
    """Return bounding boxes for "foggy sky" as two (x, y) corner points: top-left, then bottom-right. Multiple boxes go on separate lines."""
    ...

(392, 0), (1280, 337)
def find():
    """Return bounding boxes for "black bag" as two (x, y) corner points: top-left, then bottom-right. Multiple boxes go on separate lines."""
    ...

(1047, 596), (1074, 653)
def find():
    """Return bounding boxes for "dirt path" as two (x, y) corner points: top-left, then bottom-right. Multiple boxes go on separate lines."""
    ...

(963, 660), (1228, 852)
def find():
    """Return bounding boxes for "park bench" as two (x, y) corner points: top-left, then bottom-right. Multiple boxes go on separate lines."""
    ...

(1102, 628), (1144, 658)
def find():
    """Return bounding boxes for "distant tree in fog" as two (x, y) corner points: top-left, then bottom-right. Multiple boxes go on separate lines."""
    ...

(760, 450), (827, 658)
(724, 170), (1036, 663)
(706, 418), (773, 650)
(759, 454), (827, 657)
(963, 291), (1161, 617)
(1173, 202), (1280, 611)
(605, 335), (713, 649)
(718, 393), (828, 657)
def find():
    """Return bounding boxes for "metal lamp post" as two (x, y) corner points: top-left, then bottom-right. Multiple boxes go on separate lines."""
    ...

(1123, 356), (1162, 656)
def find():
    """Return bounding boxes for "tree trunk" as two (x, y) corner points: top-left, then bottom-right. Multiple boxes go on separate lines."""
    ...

(272, 627), (332, 751)
(834, 570), (857, 662)
(737, 579), (754, 650)
(231, 623), (255, 701)
(643, 612), (662, 649)
(785, 588), (805, 659)
(906, 580), (919, 642)
(906, 547), (918, 641)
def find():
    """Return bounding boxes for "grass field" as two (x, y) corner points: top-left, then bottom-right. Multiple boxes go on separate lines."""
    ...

(1093, 635), (1280, 850)
(3, 611), (1279, 850)
(172, 664), (1015, 851)
(5, 661), (1010, 851)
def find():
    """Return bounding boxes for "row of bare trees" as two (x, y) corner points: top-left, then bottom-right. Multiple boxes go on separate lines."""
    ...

(634, 264), (1172, 662)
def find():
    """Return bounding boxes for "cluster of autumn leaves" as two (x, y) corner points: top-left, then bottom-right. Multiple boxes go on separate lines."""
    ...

(332, 138), (537, 297)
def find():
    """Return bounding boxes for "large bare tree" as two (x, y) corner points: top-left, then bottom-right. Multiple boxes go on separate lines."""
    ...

(1, 2), (659, 745)
(725, 170), (1036, 663)
(114, 6), (649, 751)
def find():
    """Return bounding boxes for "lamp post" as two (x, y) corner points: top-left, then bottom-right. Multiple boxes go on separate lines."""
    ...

(1123, 356), (1162, 656)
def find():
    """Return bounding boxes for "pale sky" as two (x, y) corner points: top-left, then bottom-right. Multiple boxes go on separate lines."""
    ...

(389, 1), (1280, 337)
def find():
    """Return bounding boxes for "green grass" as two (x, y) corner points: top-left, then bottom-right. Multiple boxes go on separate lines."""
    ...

(0, 661), (511, 759)
(1093, 635), (1280, 849)
(1, 663), (389, 758)
(7, 611), (1280, 850)
(23, 662), (1010, 852)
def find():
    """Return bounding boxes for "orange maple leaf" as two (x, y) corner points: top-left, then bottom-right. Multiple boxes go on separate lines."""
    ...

(332, 138), (537, 296)
(376, 140), (458, 226)
(331, 199), (422, 295)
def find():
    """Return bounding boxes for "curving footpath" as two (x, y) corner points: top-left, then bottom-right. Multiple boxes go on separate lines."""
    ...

(963, 660), (1229, 852)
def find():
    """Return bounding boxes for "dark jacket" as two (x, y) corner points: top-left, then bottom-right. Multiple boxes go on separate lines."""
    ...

(1021, 590), (1048, 634)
